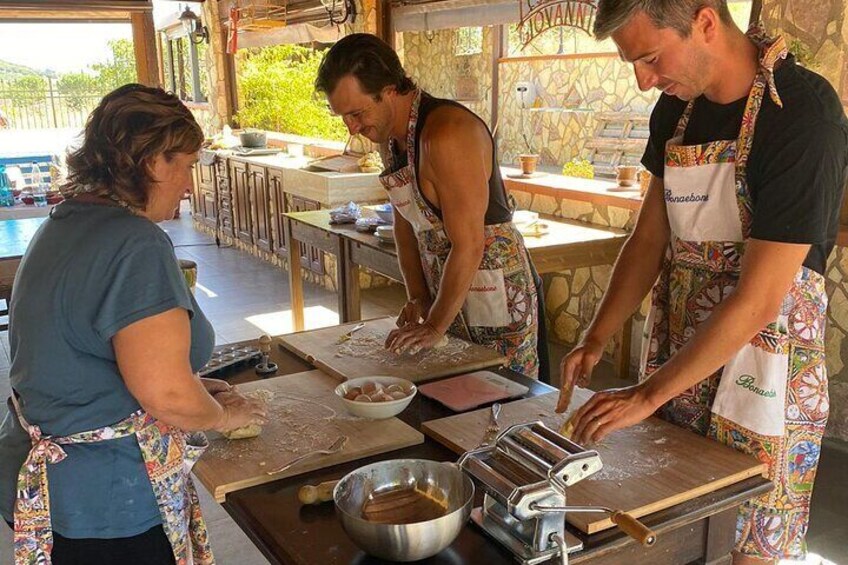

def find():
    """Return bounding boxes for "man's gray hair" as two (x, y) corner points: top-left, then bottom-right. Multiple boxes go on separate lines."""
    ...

(594, 0), (735, 40)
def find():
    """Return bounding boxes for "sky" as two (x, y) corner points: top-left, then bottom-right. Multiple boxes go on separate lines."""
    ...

(0, 22), (133, 75)
(0, 1), (201, 75)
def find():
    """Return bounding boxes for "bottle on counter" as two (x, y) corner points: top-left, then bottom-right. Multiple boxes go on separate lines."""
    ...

(0, 165), (14, 207)
(30, 161), (47, 207)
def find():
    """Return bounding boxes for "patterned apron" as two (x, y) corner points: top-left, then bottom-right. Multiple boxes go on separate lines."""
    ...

(11, 393), (214, 565)
(640, 28), (828, 560)
(380, 90), (540, 378)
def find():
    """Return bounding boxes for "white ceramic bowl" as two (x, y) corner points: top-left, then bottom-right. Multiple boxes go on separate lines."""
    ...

(373, 204), (394, 225)
(335, 376), (417, 419)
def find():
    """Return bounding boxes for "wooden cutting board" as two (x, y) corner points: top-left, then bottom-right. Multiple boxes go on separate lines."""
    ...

(422, 390), (767, 534)
(194, 370), (424, 502)
(277, 317), (508, 384)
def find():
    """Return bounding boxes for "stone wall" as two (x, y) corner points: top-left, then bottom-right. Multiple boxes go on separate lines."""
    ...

(497, 56), (657, 166)
(761, 0), (848, 441)
(400, 28), (658, 167)
(400, 28), (494, 126)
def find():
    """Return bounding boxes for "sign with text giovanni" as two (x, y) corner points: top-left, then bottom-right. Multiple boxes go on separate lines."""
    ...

(518, 0), (598, 47)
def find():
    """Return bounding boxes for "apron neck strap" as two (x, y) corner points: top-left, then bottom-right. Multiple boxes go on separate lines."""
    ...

(671, 24), (788, 139)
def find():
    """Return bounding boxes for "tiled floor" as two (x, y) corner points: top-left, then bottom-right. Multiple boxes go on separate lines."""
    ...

(1, 205), (846, 564)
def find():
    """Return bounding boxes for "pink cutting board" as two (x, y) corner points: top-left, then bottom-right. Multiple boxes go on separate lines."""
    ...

(418, 371), (529, 412)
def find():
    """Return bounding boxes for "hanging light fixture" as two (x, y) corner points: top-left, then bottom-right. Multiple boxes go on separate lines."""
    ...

(179, 6), (209, 45)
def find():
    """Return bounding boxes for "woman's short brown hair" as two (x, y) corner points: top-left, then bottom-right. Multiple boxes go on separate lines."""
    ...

(62, 83), (204, 210)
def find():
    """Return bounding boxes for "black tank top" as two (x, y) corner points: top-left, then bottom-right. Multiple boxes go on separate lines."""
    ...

(391, 92), (513, 225)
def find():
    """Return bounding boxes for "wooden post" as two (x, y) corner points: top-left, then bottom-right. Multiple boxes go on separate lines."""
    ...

(286, 217), (306, 332)
(131, 11), (160, 87)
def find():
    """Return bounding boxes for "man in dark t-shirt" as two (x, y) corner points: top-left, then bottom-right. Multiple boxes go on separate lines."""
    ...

(556, 1), (848, 563)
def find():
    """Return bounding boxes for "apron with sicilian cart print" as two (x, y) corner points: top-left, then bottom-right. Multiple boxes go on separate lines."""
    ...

(380, 90), (540, 378)
(639, 27), (828, 560)
(11, 393), (214, 565)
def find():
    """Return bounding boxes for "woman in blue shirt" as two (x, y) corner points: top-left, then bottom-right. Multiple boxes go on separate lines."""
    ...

(0, 84), (266, 565)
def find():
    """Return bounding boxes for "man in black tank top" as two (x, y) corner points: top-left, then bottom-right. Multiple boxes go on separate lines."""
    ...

(316, 34), (548, 381)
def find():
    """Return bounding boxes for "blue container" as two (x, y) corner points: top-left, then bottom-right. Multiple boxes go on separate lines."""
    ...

(0, 165), (15, 207)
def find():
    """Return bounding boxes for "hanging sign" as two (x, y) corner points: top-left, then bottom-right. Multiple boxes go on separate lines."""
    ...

(518, 0), (598, 47)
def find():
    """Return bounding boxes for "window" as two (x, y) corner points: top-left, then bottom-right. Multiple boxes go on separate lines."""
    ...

(161, 33), (208, 103)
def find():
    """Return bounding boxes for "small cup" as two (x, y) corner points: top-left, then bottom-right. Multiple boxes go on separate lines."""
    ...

(518, 154), (539, 176)
(616, 165), (639, 187)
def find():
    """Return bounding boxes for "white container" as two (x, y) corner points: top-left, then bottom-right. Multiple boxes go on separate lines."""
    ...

(335, 376), (417, 419)
(288, 143), (305, 158)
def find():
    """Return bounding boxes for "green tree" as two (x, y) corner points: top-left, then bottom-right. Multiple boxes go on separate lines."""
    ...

(91, 39), (137, 89)
(8, 75), (47, 109)
(235, 45), (347, 141)
(57, 72), (97, 111)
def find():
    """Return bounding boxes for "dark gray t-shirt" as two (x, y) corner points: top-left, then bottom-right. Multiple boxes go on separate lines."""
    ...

(0, 199), (214, 538)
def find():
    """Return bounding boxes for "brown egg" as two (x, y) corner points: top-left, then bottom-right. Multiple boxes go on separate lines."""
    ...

(353, 394), (372, 403)
(344, 387), (362, 401)
(370, 392), (393, 403)
(361, 381), (382, 395)
(388, 391), (407, 400)
(386, 384), (404, 394)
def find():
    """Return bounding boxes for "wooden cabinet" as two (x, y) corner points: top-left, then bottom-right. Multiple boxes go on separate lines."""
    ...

(191, 153), (218, 230)
(289, 195), (324, 275)
(198, 160), (217, 229)
(250, 165), (272, 252)
(216, 158), (234, 239)
(268, 167), (287, 258)
(230, 159), (253, 245)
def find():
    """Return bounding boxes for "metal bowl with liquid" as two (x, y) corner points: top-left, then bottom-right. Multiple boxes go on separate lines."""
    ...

(334, 459), (474, 562)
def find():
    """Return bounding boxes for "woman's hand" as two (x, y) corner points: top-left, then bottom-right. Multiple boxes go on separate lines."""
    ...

(569, 383), (658, 445)
(201, 377), (233, 396)
(395, 297), (433, 328)
(213, 390), (268, 433)
(556, 338), (605, 413)
(385, 321), (444, 355)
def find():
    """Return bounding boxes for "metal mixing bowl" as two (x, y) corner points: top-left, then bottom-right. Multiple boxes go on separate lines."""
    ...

(334, 459), (474, 562)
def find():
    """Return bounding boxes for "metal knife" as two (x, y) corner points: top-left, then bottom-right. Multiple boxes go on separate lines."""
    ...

(337, 322), (366, 344)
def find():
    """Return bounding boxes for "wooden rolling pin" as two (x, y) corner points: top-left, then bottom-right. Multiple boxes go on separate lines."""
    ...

(297, 480), (338, 505)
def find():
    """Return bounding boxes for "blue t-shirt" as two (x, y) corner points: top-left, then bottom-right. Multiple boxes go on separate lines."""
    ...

(0, 199), (214, 538)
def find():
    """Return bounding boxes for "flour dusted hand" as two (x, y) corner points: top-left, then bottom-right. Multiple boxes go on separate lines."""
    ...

(214, 389), (269, 435)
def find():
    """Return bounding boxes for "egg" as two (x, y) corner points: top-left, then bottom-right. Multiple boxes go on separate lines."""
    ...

(361, 381), (382, 395)
(386, 384), (404, 394)
(344, 387), (362, 401)
(388, 391), (407, 400)
(353, 394), (372, 403)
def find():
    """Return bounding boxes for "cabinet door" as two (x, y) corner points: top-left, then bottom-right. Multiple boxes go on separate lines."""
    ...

(217, 159), (235, 238)
(191, 167), (203, 220)
(290, 195), (324, 275)
(250, 165), (272, 252)
(197, 159), (217, 229)
(268, 167), (286, 257)
(230, 159), (253, 244)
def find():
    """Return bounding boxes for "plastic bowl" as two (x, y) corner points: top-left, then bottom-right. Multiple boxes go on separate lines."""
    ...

(335, 376), (417, 419)
(373, 203), (394, 225)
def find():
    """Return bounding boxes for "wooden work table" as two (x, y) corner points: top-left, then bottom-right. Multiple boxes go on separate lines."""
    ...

(209, 335), (772, 565)
(284, 209), (627, 324)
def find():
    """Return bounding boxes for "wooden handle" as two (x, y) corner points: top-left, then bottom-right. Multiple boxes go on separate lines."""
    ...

(610, 511), (656, 546)
(297, 480), (337, 505)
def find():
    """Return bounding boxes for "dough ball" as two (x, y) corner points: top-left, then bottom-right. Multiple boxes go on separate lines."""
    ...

(388, 391), (407, 401)
(223, 424), (262, 440)
(370, 392), (393, 403)
(386, 384), (404, 394)
(434, 335), (449, 349)
(353, 394), (372, 403)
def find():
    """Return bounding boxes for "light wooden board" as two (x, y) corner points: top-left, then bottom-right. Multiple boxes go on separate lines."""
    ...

(277, 317), (508, 384)
(194, 370), (424, 502)
(422, 391), (767, 534)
